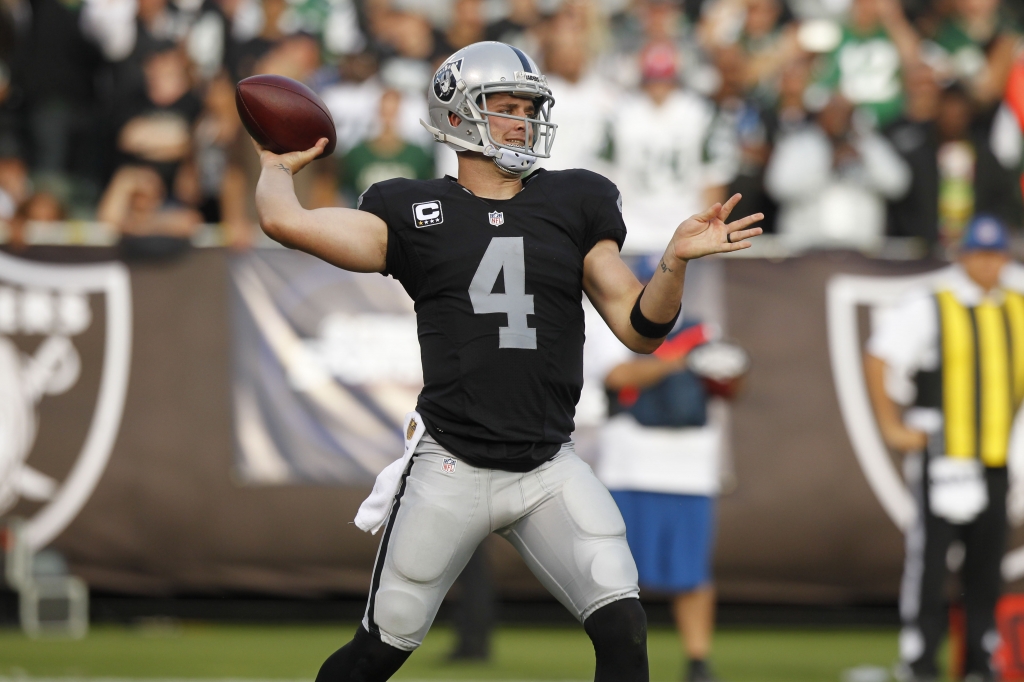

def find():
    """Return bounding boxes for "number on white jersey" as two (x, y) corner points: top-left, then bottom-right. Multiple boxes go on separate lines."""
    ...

(468, 237), (536, 349)
(838, 39), (901, 104)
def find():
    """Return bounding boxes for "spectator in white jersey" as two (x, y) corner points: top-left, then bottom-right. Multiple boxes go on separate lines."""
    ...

(540, 27), (615, 172)
(608, 42), (738, 253)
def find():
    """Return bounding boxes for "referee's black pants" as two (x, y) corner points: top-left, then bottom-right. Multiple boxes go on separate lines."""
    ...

(901, 461), (1007, 677)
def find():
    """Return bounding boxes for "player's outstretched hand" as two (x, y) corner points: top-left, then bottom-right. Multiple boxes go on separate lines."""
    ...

(252, 137), (328, 176)
(670, 194), (763, 262)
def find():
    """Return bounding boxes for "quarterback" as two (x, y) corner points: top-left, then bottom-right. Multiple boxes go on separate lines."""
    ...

(252, 42), (762, 682)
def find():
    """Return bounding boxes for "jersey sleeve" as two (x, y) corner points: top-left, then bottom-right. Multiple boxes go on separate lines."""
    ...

(357, 182), (426, 298)
(358, 183), (405, 280)
(579, 173), (628, 256)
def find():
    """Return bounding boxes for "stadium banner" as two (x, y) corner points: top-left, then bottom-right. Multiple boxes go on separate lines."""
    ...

(230, 250), (417, 485)
(4, 246), (1023, 602)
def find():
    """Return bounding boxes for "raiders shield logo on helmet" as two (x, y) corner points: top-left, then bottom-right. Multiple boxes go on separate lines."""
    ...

(433, 58), (463, 103)
(0, 251), (131, 551)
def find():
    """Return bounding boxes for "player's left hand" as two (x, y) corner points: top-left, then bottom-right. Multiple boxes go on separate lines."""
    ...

(669, 194), (763, 262)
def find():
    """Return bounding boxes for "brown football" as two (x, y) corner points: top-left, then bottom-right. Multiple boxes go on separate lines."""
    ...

(235, 74), (337, 158)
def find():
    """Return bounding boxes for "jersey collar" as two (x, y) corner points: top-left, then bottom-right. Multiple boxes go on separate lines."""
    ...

(443, 169), (546, 201)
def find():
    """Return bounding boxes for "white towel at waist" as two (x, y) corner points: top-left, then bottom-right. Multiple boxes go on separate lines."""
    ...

(354, 411), (426, 534)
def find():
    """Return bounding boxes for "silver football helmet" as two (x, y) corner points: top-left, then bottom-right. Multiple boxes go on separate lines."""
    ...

(422, 41), (557, 174)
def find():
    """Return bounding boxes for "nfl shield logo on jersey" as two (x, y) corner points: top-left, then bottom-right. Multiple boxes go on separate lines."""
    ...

(442, 457), (457, 474)
(488, 211), (504, 227)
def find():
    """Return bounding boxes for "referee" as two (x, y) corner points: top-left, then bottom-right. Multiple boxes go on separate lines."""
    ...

(865, 215), (1023, 682)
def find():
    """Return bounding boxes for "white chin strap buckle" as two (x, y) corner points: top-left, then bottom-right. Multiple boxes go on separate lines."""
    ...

(486, 144), (537, 173)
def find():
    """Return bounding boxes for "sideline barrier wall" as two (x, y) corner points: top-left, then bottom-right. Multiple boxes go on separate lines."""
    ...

(3, 244), (1021, 603)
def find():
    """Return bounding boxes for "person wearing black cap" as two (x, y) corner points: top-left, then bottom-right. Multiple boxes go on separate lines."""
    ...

(865, 214), (1021, 682)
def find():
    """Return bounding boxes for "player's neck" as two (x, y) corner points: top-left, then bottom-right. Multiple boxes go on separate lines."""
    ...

(456, 155), (524, 200)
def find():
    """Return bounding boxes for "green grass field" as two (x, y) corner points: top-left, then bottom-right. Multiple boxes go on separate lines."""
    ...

(0, 623), (922, 682)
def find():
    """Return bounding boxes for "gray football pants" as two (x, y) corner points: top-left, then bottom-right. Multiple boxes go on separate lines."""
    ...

(362, 433), (641, 651)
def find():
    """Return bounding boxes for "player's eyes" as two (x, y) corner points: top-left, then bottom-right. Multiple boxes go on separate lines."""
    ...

(489, 103), (533, 116)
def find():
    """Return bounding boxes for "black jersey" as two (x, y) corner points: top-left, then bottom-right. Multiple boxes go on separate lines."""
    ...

(358, 168), (627, 472)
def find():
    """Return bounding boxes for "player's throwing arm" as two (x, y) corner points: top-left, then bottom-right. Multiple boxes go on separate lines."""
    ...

(252, 136), (389, 274)
(232, 73), (390, 273)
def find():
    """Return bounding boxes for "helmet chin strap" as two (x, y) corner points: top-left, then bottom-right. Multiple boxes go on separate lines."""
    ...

(493, 158), (524, 175)
(420, 119), (480, 152)
(486, 144), (537, 174)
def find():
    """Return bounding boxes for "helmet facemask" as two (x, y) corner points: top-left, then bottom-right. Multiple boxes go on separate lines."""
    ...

(469, 84), (557, 163)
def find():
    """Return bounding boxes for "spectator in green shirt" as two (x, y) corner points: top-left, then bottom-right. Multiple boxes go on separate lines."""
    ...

(817, 0), (921, 127)
(338, 89), (435, 206)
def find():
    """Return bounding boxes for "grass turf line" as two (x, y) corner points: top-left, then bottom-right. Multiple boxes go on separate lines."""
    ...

(0, 624), (904, 681)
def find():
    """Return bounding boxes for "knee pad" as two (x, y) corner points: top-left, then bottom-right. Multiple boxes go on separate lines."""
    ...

(584, 598), (649, 682)
(371, 588), (430, 644)
(315, 625), (411, 682)
(586, 540), (640, 592)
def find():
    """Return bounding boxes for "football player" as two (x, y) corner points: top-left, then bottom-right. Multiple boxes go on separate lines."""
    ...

(251, 41), (763, 682)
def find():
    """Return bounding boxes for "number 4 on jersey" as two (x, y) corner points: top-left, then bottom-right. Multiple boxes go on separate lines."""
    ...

(468, 237), (536, 349)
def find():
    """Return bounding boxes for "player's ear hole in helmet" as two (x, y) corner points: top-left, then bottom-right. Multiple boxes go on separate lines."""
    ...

(420, 41), (557, 175)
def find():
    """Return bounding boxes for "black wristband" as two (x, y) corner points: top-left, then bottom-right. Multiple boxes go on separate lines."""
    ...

(629, 287), (681, 339)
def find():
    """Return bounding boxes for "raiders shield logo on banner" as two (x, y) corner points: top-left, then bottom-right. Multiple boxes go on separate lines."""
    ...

(0, 251), (132, 551)
(826, 265), (1024, 581)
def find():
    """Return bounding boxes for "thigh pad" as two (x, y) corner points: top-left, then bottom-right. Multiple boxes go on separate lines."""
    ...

(508, 452), (639, 621)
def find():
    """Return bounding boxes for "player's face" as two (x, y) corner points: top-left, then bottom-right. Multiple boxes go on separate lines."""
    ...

(481, 93), (536, 149)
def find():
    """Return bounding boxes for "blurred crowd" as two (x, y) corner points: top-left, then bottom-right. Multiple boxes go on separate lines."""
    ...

(0, 0), (1022, 253)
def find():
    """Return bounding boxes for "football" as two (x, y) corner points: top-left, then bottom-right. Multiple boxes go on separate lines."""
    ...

(235, 74), (337, 158)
